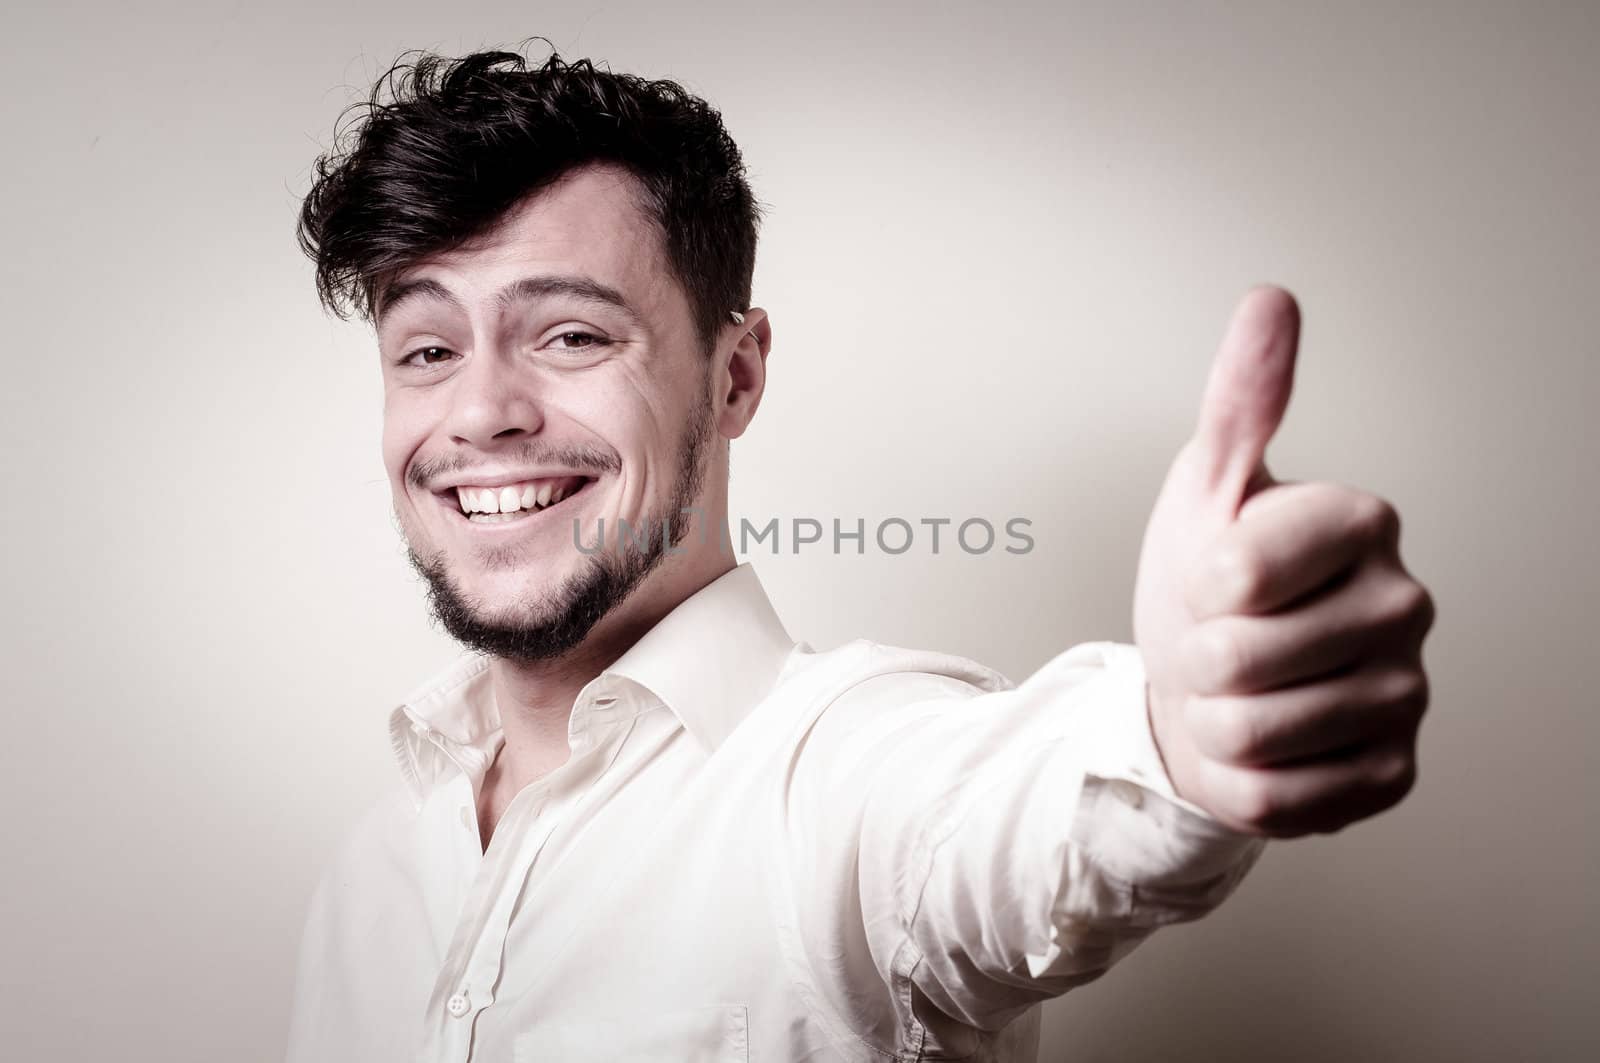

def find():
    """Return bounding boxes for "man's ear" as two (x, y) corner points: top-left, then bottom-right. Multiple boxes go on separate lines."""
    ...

(716, 307), (771, 440)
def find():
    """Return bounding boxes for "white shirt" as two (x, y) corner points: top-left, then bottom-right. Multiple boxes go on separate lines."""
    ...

(286, 562), (1265, 1062)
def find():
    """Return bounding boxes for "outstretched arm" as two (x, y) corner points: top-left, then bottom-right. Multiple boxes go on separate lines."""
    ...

(789, 287), (1435, 1051)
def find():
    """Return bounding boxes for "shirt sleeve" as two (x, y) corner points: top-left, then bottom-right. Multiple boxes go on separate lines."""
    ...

(793, 640), (1266, 1043)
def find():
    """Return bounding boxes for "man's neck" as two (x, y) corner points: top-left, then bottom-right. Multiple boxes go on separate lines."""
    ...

(476, 547), (736, 840)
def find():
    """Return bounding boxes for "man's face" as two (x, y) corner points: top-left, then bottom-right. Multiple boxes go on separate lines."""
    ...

(375, 164), (719, 661)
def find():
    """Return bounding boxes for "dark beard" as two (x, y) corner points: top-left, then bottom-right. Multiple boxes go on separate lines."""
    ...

(403, 390), (716, 663)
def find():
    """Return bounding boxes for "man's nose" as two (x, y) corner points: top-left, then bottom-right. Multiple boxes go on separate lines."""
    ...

(445, 346), (544, 447)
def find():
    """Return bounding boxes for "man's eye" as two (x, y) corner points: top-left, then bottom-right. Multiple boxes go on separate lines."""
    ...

(401, 345), (454, 367)
(548, 331), (612, 354)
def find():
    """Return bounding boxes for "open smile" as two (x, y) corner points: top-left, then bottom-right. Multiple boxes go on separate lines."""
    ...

(431, 475), (599, 531)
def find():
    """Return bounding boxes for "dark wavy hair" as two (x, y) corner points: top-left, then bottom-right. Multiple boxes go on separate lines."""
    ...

(295, 40), (762, 355)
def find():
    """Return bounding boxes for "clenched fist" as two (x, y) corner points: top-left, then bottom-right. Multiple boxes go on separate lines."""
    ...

(1133, 287), (1436, 838)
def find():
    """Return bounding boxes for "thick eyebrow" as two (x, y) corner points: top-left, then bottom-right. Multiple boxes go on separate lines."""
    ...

(376, 273), (642, 327)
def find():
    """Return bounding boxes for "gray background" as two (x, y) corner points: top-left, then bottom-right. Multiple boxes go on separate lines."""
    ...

(2, 1), (1595, 1060)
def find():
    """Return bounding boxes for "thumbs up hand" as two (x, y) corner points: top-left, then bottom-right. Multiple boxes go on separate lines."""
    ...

(1132, 287), (1435, 837)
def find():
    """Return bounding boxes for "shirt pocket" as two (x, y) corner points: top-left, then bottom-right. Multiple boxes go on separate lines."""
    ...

(512, 1004), (750, 1062)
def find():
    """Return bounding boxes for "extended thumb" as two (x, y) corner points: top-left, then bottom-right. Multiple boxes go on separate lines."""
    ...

(1189, 285), (1300, 506)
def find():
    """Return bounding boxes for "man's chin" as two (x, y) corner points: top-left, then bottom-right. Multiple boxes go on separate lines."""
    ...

(404, 539), (656, 663)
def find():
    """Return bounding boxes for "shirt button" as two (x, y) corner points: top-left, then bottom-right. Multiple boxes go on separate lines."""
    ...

(1107, 778), (1145, 810)
(446, 991), (471, 1018)
(459, 806), (472, 830)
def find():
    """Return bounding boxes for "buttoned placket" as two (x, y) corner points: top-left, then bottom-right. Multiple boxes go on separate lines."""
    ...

(414, 678), (654, 1063)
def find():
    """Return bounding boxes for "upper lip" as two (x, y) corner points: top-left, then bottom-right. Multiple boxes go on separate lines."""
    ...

(431, 471), (598, 492)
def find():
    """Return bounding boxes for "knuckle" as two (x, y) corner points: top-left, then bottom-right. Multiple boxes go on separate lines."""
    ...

(1194, 622), (1249, 691)
(1405, 582), (1435, 632)
(1207, 545), (1267, 613)
(1414, 584), (1438, 635)
(1206, 699), (1265, 763)
(1378, 667), (1429, 717)
(1381, 578), (1431, 630)
(1353, 493), (1401, 546)
(1369, 747), (1417, 798)
(1230, 772), (1281, 831)
(1411, 670), (1432, 721)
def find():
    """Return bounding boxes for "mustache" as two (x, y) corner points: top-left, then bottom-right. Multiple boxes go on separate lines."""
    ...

(406, 442), (623, 492)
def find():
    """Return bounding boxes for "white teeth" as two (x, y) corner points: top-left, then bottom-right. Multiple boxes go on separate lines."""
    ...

(453, 479), (585, 515)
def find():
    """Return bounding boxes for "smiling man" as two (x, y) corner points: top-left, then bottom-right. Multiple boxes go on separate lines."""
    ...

(285, 47), (1435, 1063)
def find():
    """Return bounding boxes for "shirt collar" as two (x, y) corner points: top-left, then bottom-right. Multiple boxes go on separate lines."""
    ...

(601, 561), (796, 751)
(387, 562), (796, 805)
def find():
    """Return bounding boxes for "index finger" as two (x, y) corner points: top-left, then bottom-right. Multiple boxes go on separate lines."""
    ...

(1185, 482), (1399, 618)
